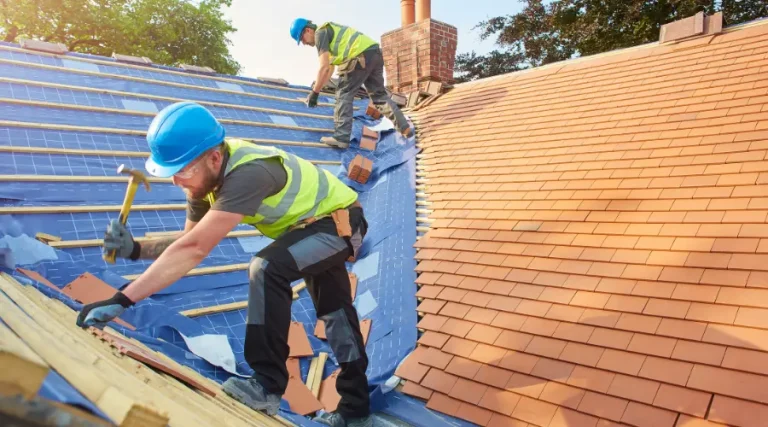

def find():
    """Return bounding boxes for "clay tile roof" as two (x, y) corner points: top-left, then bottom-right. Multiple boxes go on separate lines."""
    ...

(405, 17), (768, 427)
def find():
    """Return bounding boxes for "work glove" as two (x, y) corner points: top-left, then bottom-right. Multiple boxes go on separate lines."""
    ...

(104, 219), (138, 260)
(76, 291), (135, 329)
(305, 90), (319, 108)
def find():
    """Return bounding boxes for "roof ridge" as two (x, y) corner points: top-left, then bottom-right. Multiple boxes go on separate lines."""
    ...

(453, 14), (768, 90)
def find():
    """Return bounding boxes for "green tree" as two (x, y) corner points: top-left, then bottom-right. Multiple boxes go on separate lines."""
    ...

(455, 0), (768, 83)
(0, 0), (240, 75)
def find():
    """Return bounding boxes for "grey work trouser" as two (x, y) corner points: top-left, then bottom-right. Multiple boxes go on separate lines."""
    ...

(244, 207), (371, 418)
(333, 47), (409, 143)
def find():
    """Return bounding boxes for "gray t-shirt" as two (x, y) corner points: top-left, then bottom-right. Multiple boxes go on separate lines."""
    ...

(316, 26), (332, 56)
(186, 157), (287, 222)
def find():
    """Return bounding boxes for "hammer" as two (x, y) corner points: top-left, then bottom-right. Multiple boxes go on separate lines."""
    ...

(103, 164), (151, 264)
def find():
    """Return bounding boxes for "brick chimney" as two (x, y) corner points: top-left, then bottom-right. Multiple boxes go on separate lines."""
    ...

(381, 0), (458, 95)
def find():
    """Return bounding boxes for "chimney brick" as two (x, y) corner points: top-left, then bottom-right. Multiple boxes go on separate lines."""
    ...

(381, 19), (457, 94)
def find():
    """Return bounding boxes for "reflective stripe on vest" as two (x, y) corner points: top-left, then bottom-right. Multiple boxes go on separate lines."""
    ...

(321, 22), (378, 66)
(206, 139), (357, 239)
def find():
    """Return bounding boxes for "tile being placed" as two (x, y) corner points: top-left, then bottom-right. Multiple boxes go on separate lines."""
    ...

(59, 272), (135, 330)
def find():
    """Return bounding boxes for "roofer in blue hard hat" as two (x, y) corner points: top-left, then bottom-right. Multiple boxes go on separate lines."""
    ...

(290, 17), (413, 149)
(75, 101), (373, 427)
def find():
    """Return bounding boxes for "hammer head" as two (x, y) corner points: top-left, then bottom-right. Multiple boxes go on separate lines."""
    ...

(117, 164), (151, 191)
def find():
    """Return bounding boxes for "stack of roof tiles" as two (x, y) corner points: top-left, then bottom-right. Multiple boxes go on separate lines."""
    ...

(401, 17), (768, 427)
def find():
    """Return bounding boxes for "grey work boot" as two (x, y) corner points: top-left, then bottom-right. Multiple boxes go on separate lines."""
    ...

(222, 377), (281, 415)
(313, 411), (373, 427)
(321, 136), (350, 149)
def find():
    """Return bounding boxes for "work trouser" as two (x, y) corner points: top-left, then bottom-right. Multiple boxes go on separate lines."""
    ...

(243, 205), (370, 418)
(333, 46), (410, 143)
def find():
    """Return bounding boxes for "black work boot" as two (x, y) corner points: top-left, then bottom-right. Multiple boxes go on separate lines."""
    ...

(222, 377), (281, 415)
(321, 136), (350, 149)
(313, 411), (373, 427)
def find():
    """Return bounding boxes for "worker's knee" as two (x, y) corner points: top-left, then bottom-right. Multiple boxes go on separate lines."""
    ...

(321, 308), (362, 363)
(249, 256), (270, 283)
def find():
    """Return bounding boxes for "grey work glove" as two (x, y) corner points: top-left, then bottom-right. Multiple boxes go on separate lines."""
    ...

(103, 219), (139, 260)
(305, 90), (319, 108)
(76, 290), (135, 329)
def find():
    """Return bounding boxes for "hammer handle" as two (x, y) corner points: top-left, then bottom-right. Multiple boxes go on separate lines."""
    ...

(103, 181), (140, 264)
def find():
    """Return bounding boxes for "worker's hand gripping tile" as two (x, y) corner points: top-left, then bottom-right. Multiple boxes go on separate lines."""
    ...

(288, 321), (314, 357)
(360, 127), (379, 151)
(347, 155), (373, 184)
(365, 102), (382, 120)
(56, 272), (135, 330)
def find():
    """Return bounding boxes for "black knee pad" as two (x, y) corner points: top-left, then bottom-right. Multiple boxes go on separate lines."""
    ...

(321, 308), (361, 363)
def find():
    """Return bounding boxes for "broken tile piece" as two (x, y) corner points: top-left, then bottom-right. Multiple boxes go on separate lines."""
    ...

(313, 318), (370, 345)
(285, 375), (324, 416)
(288, 321), (313, 358)
(286, 357), (301, 380)
(318, 368), (342, 412)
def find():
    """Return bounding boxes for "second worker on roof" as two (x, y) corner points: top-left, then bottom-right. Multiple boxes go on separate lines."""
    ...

(290, 18), (413, 149)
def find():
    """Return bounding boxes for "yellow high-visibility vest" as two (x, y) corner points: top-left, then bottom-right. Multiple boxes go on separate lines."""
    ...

(320, 22), (378, 66)
(205, 138), (358, 239)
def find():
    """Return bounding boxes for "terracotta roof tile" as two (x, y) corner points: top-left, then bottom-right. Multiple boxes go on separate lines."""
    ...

(410, 20), (768, 427)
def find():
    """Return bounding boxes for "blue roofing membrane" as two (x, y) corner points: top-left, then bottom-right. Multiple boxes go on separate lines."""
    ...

(0, 41), (476, 426)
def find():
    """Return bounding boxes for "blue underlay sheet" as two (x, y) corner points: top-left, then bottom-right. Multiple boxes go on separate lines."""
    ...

(0, 40), (465, 427)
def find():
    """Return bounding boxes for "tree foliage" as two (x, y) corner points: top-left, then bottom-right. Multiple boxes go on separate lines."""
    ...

(0, 0), (240, 75)
(455, 0), (768, 83)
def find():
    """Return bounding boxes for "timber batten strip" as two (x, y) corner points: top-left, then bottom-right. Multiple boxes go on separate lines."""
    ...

(122, 263), (249, 280)
(0, 204), (185, 215)
(0, 273), (288, 426)
(0, 44), (317, 97)
(48, 229), (262, 249)
(0, 120), (334, 149)
(179, 282), (306, 317)
(0, 98), (333, 133)
(0, 76), (333, 120)
(0, 274), (168, 426)
(0, 320), (50, 400)
(1, 145), (342, 164)
(0, 57), (337, 108)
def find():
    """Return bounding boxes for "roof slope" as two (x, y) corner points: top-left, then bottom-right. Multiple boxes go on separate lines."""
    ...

(0, 40), (420, 425)
(403, 18), (768, 427)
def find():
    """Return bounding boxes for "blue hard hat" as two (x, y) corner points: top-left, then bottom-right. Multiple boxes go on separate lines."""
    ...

(290, 18), (310, 45)
(144, 101), (225, 178)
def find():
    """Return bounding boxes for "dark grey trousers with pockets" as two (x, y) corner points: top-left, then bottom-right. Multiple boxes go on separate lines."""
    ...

(333, 46), (410, 143)
(243, 205), (370, 418)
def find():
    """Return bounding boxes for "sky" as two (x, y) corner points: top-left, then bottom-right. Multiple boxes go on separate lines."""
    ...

(221, 0), (523, 85)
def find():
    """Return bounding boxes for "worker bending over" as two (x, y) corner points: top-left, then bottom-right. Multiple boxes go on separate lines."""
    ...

(291, 18), (412, 149)
(76, 102), (372, 427)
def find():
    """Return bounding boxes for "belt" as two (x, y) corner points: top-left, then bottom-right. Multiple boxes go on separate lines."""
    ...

(289, 200), (362, 261)
(288, 200), (361, 235)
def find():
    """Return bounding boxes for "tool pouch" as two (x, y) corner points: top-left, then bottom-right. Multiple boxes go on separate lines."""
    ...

(331, 209), (352, 238)
(331, 208), (363, 262)
(336, 56), (360, 76)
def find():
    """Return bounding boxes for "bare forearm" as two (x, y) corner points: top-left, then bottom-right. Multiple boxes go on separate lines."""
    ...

(138, 234), (184, 259)
(122, 243), (206, 302)
(313, 66), (332, 92)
